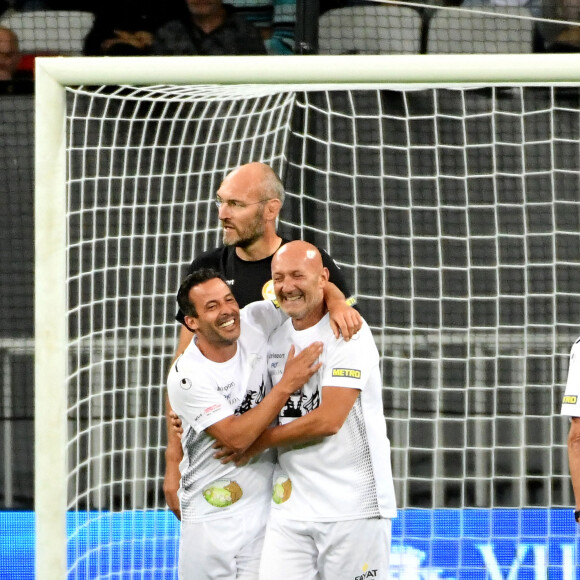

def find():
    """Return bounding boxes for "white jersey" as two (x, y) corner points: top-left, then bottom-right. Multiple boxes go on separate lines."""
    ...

(167, 300), (285, 522)
(267, 313), (397, 522)
(561, 337), (580, 417)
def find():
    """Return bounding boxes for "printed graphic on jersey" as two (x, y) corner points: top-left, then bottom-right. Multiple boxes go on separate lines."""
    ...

(272, 476), (292, 504)
(180, 377), (193, 390)
(280, 388), (320, 418)
(563, 395), (578, 404)
(202, 479), (243, 507)
(235, 379), (266, 415)
(332, 368), (361, 379)
(261, 279), (279, 306)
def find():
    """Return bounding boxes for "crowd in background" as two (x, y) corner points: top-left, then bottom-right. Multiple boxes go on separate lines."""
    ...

(0, 0), (578, 82)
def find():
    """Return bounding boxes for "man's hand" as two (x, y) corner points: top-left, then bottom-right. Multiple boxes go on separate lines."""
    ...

(164, 393), (183, 521)
(163, 443), (182, 521)
(322, 280), (362, 341)
(213, 440), (254, 467)
(328, 302), (362, 341)
(211, 342), (323, 464)
(276, 342), (323, 395)
(100, 30), (153, 53)
(169, 409), (183, 440)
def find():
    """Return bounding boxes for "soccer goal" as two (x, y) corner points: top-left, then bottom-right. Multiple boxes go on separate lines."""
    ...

(36, 55), (580, 579)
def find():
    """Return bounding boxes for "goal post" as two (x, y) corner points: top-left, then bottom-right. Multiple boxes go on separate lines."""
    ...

(35, 58), (68, 580)
(35, 54), (580, 579)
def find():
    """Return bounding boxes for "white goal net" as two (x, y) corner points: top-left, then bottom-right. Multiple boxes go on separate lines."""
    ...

(36, 55), (580, 579)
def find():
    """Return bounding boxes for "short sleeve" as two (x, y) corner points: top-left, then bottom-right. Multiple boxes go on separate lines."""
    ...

(320, 325), (378, 391)
(168, 361), (233, 433)
(561, 338), (580, 417)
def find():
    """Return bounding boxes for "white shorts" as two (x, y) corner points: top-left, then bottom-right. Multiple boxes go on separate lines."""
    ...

(259, 514), (392, 580)
(179, 504), (269, 580)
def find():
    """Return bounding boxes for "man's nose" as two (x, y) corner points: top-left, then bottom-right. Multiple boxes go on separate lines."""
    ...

(219, 305), (237, 320)
(279, 278), (294, 293)
(218, 203), (231, 220)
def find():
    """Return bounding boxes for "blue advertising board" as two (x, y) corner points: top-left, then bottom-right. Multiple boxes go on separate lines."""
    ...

(1, 509), (578, 579)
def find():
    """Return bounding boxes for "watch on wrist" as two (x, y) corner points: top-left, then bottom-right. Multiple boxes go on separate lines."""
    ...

(575, 509), (580, 523)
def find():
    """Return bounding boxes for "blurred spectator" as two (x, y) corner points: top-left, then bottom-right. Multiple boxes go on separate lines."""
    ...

(536, 0), (580, 50)
(83, 0), (185, 56)
(151, 0), (266, 55)
(0, 26), (21, 80)
(229, 0), (295, 54)
(457, 0), (580, 51)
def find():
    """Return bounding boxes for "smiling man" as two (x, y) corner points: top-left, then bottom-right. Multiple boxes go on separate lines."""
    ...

(167, 267), (359, 579)
(222, 241), (397, 579)
(167, 268), (323, 579)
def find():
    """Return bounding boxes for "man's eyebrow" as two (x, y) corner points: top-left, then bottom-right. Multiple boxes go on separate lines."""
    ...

(217, 195), (242, 202)
(273, 269), (304, 277)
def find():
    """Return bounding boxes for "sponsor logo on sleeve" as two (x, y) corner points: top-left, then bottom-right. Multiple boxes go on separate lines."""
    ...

(204, 403), (222, 416)
(563, 395), (578, 404)
(332, 368), (361, 379)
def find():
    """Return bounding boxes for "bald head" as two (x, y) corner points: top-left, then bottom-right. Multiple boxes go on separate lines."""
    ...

(220, 162), (285, 205)
(215, 162), (285, 252)
(272, 241), (329, 328)
(273, 241), (323, 273)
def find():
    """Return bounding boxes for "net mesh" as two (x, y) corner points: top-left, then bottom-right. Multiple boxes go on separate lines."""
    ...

(0, 85), (34, 510)
(62, 82), (580, 577)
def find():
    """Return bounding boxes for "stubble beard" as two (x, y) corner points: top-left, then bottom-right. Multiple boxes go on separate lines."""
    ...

(222, 210), (265, 249)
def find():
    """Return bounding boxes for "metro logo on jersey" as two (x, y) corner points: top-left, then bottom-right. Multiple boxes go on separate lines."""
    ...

(332, 368), (361, 379)
(562, 395), (577, 404)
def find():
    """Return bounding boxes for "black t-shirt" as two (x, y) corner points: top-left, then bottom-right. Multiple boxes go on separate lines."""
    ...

(151, 5), (267, 56)
(175, 239), (353, 324)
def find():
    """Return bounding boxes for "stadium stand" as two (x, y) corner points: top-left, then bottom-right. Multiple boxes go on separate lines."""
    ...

(426, 5), (535, 53)
(318, 4), (423, 54)
(0, 10), (94, 55)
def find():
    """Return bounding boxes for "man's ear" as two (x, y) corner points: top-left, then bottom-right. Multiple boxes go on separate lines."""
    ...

(318, 268), (330, 288)
(264, 198), (282, 221)
(184, 315), (198, 333)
